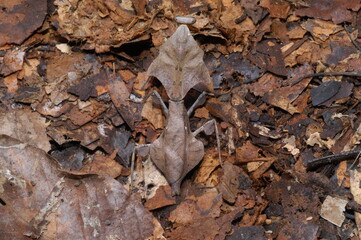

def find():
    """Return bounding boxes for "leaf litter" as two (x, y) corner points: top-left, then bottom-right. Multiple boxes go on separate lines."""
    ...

(1, 0), (361, 239)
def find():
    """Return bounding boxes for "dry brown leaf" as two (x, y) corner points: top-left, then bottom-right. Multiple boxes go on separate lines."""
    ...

(0, 110), (50, 152)
(141, 95), (165, 129)
(351, 170), (361, 236)
(0, 0), (47, 46)
(236, 140), (261, 163)
(301, 19), (343, 41)
(108, 73), (142, 129)
(144, 185), (176, 210)
(260, 0), (290, 19)
(169, 189), (222, 225)
(77, 150), (123, 178)
(295, 0), (361, 24)
(3, 73), (18, 93)
(0, 135), (161, 239)
(194, 107), (210, 119)
(217, 161), (242, 203)
(194, 150), (221, 185)
(0, 49), (25, 76)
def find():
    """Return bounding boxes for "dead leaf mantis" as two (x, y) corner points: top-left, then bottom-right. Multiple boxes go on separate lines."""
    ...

(131, 25), (222, 195)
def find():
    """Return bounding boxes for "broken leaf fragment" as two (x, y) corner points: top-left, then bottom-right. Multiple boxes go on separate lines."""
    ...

(311, 80), (341, 106)
(320, 195), (348, 227)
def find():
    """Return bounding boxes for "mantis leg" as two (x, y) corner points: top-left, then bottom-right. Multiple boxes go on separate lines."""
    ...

(128, 90), (168, 116)
(192, 119), (222, 167)
(187, 91), (207, 117)
(130, 144), (151, 191)
(151, 90), (168, 116)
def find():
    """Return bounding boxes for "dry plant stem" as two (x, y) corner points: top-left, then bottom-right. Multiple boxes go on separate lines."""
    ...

(291, 71), (361, 86)
(306, 150), (361, 170)
(283, 35), (309, 57)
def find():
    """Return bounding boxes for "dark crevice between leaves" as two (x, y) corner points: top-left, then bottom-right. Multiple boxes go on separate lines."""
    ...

(0, 198), (6, 206)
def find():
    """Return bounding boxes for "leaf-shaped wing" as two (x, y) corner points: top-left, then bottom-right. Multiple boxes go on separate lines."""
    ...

(147, 25), (213, 101)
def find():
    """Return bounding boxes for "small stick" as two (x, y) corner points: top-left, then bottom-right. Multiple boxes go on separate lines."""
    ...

(283, 35), (309, 57)
(291, 71), (361, 86)
(344, 24), (361, 52)
(306, 150), (361, 170)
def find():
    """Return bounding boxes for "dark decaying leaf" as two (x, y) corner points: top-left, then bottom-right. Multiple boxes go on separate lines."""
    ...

(0, 0), (47, 47)
(310, 80), (341, 106)
(68, 71), (108, 101)
(320, 81), (354, 107)
(226, 226), (267, 240)
(108, 72), (142, 129)
(147, 25), (213, 101)
(206, 52), (262, 87)
(247, 40), (287, 77)
(112, 127), (135, 166)
(0, 135), (159, 239)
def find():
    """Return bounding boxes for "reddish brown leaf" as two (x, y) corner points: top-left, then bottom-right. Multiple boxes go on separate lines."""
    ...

(0, 0), (47, 46)
(169, 189), (222, 225)
(0, 110), (50, 152)
(0, 135), (161, 239)
(0, 49), (25, 76)
(260, 0), (290, 19)
(144, 185), (176, 210)
(295, 0), (361, 24)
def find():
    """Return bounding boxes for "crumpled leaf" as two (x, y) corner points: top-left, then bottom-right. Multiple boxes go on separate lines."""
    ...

(68, 71), (108, 101)
(141, 95), (165, 129)
(301, 19), (343, 41)
(147, 25), (213, 101)
(54, 0), (150, 52)
(0, 135), (161, 239)
(0, 49), (25, 76)
(167, 207), (244, 240)
(217, 161), (242, 203)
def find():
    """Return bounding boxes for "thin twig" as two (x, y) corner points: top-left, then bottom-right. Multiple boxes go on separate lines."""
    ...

(291, 71), (361, 86)
(344, 24), (361, 52)
(283, 35), (309, 57)
(306, 150), (361, 170)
